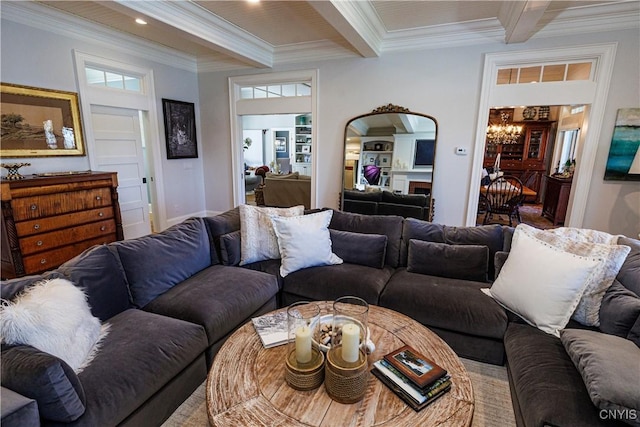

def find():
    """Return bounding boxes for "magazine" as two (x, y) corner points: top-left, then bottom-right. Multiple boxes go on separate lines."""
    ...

(251, 310), (289, 348)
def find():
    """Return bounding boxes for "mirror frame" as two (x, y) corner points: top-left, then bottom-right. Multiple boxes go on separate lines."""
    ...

(341, 104), (438, 221)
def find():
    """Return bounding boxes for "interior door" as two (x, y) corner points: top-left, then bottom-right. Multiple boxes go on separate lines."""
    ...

(90, 106), (151, 239)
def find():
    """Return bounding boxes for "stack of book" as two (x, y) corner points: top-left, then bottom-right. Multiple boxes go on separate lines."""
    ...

(372, 344), (451, 411)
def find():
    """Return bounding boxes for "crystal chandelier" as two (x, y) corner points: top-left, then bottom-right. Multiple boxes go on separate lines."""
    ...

(486, 112), (523, 145)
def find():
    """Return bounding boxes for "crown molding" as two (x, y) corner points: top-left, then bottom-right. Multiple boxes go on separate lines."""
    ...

(114, 0), (273, 68)
(1, 2), (198, 72)
(382, 19), (505, 52)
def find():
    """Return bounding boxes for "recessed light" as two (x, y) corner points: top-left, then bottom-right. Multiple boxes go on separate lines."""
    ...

(135, 18), (147, 25)
(247, 0), (260, 3)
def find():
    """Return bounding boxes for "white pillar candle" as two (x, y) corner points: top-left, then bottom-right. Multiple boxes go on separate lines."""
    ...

(341, 323), (360, 363)
(295, 325), (312, 363)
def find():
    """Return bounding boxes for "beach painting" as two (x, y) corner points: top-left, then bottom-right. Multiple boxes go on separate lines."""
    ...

(604, 108), (640, 181)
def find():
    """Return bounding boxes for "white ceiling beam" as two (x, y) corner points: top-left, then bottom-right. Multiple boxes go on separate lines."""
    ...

(499, 1), (551, 44)
(308, 0), (383, 58)
(112, 0), (274, 68)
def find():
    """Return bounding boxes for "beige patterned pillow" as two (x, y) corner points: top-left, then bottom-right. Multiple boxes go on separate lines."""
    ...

(239, 205), (304, 265)
(518, 224), (630, 326)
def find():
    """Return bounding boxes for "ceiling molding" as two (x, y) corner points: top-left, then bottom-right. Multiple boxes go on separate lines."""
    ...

(382, 19), (505, 52)
(274, 40), (361, 65)
(113, 0), (274, 68)
(500, 1), (552, 44)
(309, 0), (384, 58)
(532, 1), (640, 39)
(2, 2), (198, 72)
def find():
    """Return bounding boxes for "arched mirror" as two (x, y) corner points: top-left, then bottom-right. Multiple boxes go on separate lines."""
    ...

(341, 104), (438, 221)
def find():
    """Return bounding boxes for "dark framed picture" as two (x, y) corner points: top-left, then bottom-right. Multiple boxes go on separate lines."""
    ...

(383, 345), (446, 388)
(162, 98), (198, 159)
(1, 83), (86, 157)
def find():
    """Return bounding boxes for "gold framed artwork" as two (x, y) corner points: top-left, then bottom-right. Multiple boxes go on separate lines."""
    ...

(1, 83), (86, 157)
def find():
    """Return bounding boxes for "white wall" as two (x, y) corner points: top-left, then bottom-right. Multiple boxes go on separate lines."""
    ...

(199, 28), (639, 235)
(2, 14), (638, 235)
(0, 19), (205, 228)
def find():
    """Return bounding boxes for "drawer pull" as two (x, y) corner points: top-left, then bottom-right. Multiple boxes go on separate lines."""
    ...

(36, 240), (43, 246)
(40, 259), (47, 264)
(98, 212), (104, 217)
(100, 226), (106, 231)
(30, 204), (38, 211)
(33, 224), (40, 230)
(96, 196), (102, 201)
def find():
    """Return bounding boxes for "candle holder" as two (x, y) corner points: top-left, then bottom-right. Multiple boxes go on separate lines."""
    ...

(325, 296), (369, 403)
(285, 301), (324, 391)
(325, 346), (368, 403)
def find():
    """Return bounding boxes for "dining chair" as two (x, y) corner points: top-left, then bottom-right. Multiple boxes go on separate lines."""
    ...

(483, 175), (525, 227)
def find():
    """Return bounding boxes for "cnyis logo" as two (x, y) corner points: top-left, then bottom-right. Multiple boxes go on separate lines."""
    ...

(599, 409), (638, 421)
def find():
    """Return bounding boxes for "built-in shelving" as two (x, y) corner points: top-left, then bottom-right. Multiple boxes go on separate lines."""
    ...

(293, 114), (311, 174)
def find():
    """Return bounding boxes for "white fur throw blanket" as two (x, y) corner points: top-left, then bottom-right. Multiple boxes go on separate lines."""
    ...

(0, 278), (110, 373)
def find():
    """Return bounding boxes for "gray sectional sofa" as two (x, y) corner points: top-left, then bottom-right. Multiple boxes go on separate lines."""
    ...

(2, 208), (638, 427)
(1, 217), (278, 427)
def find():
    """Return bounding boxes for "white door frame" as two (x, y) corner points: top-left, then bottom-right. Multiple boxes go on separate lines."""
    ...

(467, 43), (618, 227)
(73, 51), (167, 231)
(228, 70), (318, 208)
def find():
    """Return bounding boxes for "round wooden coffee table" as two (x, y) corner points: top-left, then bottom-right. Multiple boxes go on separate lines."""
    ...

(206, 302), (474, 426)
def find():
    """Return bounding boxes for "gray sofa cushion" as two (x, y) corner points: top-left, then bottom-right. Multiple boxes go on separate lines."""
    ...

(628, 316), (640, 347)
(400, 220), (503, 279)
(561, 329), (640, 425)
(75, 309), (207, 426)
(282, 264), (395, 305)
(1, 345), (85, 422)
(220, 230), (241, 266)
(1, 387), (39, 427)
(330, 229), (387, 269)
(112, 217), (212, 308)
(58, 244), (131, 321)
(407, 240), (489, 282)
(203, 207), (240, 262)
(380, 268), (507, 340)
(329, 210), (403, 268)
(381, 191), (428, 206)
(143, 265), (279, 345)
(504, 322), (613, 427)
(617, 236), (640, 296)
(599, 281), (640, 339)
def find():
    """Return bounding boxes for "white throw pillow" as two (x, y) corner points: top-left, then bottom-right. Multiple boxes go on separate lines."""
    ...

(519, 224), (630, 326)
(270, 210), (343, 277)
(239, 204), (304, 265)
(0, 278), (110, 372)
(483, 225), (605, 337)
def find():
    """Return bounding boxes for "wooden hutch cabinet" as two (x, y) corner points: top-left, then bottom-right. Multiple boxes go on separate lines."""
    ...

(484, 121), (554, 201)
(542, 175), (573, 226)
(1, 171), (124, 279)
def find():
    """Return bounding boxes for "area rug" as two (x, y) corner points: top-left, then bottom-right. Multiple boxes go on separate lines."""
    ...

(162, 358), (516, 427)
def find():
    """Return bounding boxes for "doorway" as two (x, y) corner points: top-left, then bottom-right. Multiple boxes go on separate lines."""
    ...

(229, 70), (318, 208)
(477, 104), (588, 228)
(468, 43), (618, 227)
(74, 51), (166, 235)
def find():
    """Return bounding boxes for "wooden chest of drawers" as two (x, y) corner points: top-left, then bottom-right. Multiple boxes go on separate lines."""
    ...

(1, 171), (124, 279)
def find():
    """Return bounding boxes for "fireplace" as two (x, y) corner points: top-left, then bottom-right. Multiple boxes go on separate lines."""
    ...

(408, 181), (431, 195)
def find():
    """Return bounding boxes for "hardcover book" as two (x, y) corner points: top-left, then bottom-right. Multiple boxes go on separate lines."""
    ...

(383, 345), (448, 389)
(251, 310), (289, 348)
(372, 363), (451, 412)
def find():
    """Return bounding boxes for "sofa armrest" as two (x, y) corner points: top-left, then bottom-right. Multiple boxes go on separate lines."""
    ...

(1, 386), (40, 427)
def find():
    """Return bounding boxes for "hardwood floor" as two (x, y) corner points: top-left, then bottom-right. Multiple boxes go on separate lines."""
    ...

(477, 203), (556, 230)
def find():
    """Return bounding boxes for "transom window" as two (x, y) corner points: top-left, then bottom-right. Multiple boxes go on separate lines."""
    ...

(85, 66), (143, 92)
(240, 83), (311, 99)
(497, 61), (593, 85)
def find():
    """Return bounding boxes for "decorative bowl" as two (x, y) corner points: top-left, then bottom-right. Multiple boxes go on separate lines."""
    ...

(313, 314), (375, 354)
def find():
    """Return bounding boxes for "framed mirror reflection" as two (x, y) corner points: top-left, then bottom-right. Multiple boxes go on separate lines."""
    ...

(341, 104), (437, 221)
